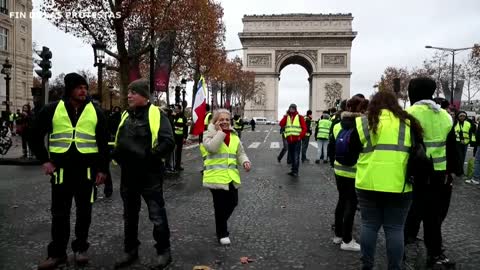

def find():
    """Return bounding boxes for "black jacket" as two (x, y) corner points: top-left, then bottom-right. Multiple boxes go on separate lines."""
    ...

(112, 103), (174, 170)
(30, 98), (110, 173)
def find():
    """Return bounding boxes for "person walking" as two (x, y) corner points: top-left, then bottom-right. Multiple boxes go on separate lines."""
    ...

(279, 104), (307, 177)
(232, 114), (244, 138)
(16, 104), (34, 158)
(349, 91), (423, 270)
(405, 78), (459, 268)
(172, 104), (188, 171)
(250, 118), (256, 131)
(330, 96), (368, 252)
(112, 79), (175, 269)
(200, 109), (251, 245)
(315, 113), (332, 164)
(301, 110), (313, 163)
(453, 111), (473, 176)
(277, 112), (290, 164)
(30, 73), (109, 269)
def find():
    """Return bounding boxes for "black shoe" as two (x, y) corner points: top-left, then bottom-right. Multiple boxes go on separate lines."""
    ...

(323, 160), (328, 164)
(315, 160), (320, 164)
(304, 158), (310, 162)
(38, 256), (68, 270)
(277, 157), (281, 163)
(287, 172), (298, 177)
(175, 166), (184, 171)
(427, 254), (456, 268)
(104, 187), (113, 198)
(151, 249), (172, 270)
(114, 250), (139, 269)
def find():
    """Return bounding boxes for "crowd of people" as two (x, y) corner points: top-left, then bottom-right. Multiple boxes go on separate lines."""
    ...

(5, 71), (475, 270)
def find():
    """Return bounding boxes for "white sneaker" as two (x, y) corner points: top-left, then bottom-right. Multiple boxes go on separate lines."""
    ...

(340, 239), (361, 251)
(472, 179), (480, 185)
(332, 236), (342, 244)
(219, 237), (231, 245)
(465, 179), (473, 184)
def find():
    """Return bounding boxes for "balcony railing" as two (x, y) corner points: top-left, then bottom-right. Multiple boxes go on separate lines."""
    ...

(0, 7), (8, 15)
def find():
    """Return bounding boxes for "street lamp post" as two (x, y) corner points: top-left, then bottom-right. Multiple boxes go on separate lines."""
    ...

(425, 45), (474, 109)
(92, 42), (106, 106)
(181, 78), (187, 114)
(1, 58), (12, 113)
(108, 84), (114, 111)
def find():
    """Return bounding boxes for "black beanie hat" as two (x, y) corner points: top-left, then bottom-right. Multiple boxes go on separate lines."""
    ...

(128, 79), (150, 99)
(408, 77), (436, 105)
(64, 73), (88, 98)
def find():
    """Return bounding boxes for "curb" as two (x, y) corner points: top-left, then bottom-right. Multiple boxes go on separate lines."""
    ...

(0, 158), (42, 166)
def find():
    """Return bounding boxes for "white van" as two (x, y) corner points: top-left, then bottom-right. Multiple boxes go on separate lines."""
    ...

(253, 117), (268, 125)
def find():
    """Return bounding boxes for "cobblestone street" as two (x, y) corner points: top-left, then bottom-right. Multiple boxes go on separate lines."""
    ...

(1, 127), (480, 269)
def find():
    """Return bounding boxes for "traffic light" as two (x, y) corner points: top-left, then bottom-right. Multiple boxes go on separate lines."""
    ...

(35, 46), (52, 80)
(174, 86), (181, 104)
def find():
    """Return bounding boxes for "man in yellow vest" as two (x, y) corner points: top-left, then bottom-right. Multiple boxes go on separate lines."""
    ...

(172, 104), (188, 171)
(279, 104), (307, 176)
(315, 113), (332, 164)
(405, 78), (459, 267)
(112, 79), (175, 269)
(454, 111), (473, 176)
(30, 73), (109, 269)
(232, 114), (244, 138)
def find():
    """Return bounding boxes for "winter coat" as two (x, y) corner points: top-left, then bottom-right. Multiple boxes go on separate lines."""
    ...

(279, 111), (307, 143)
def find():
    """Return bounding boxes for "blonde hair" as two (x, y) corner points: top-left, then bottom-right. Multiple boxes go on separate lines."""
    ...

(211, 109), (231, 124)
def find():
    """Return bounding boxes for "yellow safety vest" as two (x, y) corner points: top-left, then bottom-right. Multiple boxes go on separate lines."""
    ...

(407, 105), (452, 171)
(355, 110), (412, 193)
(284, 115), (301, 137)
(333, 122), (357, 178)
(204, 112), (212, 130)
(234, 119), (242, 130)
(200, 133), (241, 186)
(317, 119), (332, 139)
(454, 121), (471, 145)
(174, 117), (184, 135)
(115, 104), (161, 149)
(49, 100), (98, 154)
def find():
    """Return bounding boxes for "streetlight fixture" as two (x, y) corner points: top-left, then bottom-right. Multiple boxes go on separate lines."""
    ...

(425, 45), (474, 109)
(181, 78), (187, 113)
(92, 42), (106, 105)
(1, 58), (12, 113)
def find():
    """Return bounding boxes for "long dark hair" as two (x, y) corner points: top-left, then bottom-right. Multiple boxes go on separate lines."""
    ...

(347, 96), (369, 113)
(367, 91), (423, 136)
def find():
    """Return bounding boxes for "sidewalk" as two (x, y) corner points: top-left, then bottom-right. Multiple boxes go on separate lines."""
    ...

(0, 135), (40, 165)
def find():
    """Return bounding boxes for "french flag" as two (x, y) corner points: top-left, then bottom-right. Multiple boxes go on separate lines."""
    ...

(191, 76), (207, 135)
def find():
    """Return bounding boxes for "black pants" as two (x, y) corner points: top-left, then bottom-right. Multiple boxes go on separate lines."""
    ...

(456, 143), (468, 175)
(404, 185), (423, 242)
(47, 167), (95, 258)
(174, 135), (184, 169)
(210, 183), (238, 239)
(423, 173), (453, 257)
(277, 136), (289, 162)
(301, 136), (310, 161)
(120, 168), (170, 254)
(21, 132), (29, 156)
(334, 175), (358, 243)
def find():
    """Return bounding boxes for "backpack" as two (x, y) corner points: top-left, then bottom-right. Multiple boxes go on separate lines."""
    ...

(406, 128), (433, 185)
(335, 127), (359, 166)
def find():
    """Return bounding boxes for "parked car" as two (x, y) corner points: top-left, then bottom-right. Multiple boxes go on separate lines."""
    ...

(253, 117), (268, 125)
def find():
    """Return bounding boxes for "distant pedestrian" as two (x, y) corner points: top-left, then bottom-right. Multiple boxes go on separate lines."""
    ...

(405, 77), (458, 267)
(277, 111), (290, 164)
(112, 79), (175, 269)
(330, 95), (368, 252)
(301, 110), (313, 163)
(279, 104), (307, 177)
(349, 91), (423, 270)
(315, 113), (332, 164)
(16, 104), (34, 158)
(31, 73), (109, 269)
(200, 109), (251, 245)
(172, 104), (188, 171)
(250, 118), (256, 131)
(453, 111), (473, 176)
(232, 114), (244, 138)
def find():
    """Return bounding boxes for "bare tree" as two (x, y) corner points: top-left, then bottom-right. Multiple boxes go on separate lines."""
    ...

(324, 81), (343, 108)
(461, 57), (480, 102)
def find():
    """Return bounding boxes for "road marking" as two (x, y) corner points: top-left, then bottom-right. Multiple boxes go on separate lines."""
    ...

(263, 126), (274, 143)
(264, 130), (269, 132)
(270, 142), (280, 148)
(248, 142), (261, 148)
(309, 142), (318, 148)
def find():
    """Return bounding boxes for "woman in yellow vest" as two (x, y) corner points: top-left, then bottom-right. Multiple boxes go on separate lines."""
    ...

(349, 91), (423, 270)
(200, 109), (251, 245)
(330, 95), (368, 252)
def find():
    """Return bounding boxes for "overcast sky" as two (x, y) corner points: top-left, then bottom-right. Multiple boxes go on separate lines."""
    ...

(32, 0), (480, 118)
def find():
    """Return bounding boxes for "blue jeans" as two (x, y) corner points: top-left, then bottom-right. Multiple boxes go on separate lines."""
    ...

(287, 141), (301, 173)
(473, 149), (480, 181)
(357, 190), (412, 270)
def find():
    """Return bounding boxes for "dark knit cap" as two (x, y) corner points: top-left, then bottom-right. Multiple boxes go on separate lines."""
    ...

(64, 73), (88, 97)
(408, 77), (436, 105)
(289, 103), (297, 110)
(128, 79), (150, 99)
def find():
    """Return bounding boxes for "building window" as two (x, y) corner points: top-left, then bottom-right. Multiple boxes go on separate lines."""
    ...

(21, 38), (25, 51)
(21, 25), (26, 33)
(0, 0), (7, 15)
(23, 82), (27, 98)
(0, 27), (7, 51)
(21, 4), (25, 12)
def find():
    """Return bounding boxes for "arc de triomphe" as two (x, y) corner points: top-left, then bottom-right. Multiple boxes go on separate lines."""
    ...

(239, 14), (357, 120)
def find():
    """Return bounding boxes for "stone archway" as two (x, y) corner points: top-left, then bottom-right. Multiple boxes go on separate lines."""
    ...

(239, 14), (357, 120)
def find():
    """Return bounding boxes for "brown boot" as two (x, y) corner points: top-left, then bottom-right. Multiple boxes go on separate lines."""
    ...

(74, 252), (89, 266)
(37, 256), (67, 270)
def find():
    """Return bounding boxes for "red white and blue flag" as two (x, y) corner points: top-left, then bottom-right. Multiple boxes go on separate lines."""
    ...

(191, 76), (207, 135)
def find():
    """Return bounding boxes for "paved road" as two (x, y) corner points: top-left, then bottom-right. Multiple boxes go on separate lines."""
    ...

(1, 125), (480, 269)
